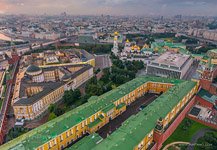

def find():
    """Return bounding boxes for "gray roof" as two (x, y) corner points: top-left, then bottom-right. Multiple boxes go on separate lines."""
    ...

(26, 64), (41, 73)
(14, 64), (92, 106)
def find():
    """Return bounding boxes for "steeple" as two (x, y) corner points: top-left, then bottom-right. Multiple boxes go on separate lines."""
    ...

(112, 31), (119, 56)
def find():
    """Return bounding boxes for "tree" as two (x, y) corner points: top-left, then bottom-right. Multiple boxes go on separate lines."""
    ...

(63, 89), (81, 106)
(48, 104), (56, 113)
(48, 112), (57, 121)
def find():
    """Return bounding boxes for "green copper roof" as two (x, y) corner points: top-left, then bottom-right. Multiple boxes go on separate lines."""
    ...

(0, 76), (196, 150)
(66, 80), (197, 150)
(116, 103), (126, 109)
(90, 80), (196, 150)
(66, 133), (103, 150)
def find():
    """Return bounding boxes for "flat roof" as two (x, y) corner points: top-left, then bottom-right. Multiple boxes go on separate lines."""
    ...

(67, 133), (103, 150)
(0, 76), (196, 150)
(151, 51), (190, 68)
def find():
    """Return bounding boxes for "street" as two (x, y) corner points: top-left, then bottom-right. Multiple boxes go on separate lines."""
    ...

(97, 93), (158, 138)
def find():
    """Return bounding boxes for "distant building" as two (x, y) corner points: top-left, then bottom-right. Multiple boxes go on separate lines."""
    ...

(146, 52), (193, 79)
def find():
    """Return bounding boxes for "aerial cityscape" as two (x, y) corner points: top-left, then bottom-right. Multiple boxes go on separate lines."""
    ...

(0, 0), (217, 150)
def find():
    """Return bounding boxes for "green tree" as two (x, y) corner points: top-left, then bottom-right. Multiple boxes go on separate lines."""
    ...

(48, 112), (57, 121)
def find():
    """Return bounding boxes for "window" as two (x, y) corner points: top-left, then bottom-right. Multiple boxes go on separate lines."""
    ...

(148, 133), (152, 138)
(39, 147), (44, 150)
(66, 131), (70, 137)
(60, 135), (63, 141)
(49, 141), (52, 148)
(54, 139), (56, 145)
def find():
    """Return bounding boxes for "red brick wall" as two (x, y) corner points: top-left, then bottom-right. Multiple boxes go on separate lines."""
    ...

(187, 115), (217, 130)
(153, 97), (196, 150)
(196, 96), (214, 109)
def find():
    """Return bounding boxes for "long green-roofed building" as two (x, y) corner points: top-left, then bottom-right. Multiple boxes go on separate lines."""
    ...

(0, 76), (198, 150)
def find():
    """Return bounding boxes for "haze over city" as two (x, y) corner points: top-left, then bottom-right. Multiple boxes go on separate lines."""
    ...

(0, 1), (217, 150)
(0, 0), (217, 16)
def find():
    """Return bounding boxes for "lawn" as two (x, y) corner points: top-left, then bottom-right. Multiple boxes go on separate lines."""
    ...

(162, 118), (210, 147)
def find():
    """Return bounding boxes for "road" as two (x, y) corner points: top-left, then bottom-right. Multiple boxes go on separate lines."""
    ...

(0, 38), (68, 54)
(187, 128), (213, 150)
(178, 33), (217, 46)
(97, 93), (158, 138)
(183, 60), (199, 80)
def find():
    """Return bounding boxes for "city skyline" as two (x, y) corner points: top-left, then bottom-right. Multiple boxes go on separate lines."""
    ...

(0, 0), (217, 16)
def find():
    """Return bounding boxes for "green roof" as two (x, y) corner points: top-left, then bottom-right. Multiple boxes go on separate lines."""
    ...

(102, 103), (115, 113)
(197, 88), (217, 104)
(208, 49), (217, 54)
(87, 118), (102, 128)
(0, 76), (195, 150)
(66, 80), (197, 150)
(91, 80), (196, 150)
(116, 103), (126, 109)
(67, 133), (103, 150)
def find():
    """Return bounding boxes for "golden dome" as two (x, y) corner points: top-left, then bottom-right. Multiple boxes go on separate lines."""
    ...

(114, 31), (119, 35)
(143, 44), (149, 48)
(134, 45), (138, 49)
(126, 39), (130, 43)
(131, 46), (134, 50)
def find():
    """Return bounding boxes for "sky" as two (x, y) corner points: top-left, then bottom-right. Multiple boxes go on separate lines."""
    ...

(0, 0), (217, 16)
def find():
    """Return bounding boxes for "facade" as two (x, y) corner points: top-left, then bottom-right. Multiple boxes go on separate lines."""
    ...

(20, 49), (95, 68)
(12, 64), (94, 120)
(146, 51), (193, 79)
(0, 76), (198, 150)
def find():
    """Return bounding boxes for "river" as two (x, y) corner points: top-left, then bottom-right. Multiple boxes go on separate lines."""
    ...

(0, 33), (23, 42)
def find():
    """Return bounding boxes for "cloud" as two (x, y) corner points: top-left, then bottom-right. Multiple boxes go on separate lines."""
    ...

(0, 0), (216, 16)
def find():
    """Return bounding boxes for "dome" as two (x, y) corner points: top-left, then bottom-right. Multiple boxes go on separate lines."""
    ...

(126, 39), (130, 43)
(114, 31), (119, 36)
(26, 64), (42, 76)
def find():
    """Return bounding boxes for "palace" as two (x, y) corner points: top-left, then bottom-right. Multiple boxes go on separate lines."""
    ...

(20, 49), (95, 68)
(12, 64), (94, 120)
(0, 76), (199, 150)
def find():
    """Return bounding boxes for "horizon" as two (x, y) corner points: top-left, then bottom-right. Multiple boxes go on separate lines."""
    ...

(0, 0), (217, 16)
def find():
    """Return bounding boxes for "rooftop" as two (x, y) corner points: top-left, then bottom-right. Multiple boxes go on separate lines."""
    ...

(0, 76), (196, 150)
(151, 51), (191, 68)
(68, 79), (196, 150)
(197, 88), (217, 104)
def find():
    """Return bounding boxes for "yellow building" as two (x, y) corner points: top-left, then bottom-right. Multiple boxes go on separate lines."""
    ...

(1, 76), (198, 150)
(13, 64), (93, 120)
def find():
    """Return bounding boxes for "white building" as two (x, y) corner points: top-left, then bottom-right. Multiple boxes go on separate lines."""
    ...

(146, 51), (193, 79)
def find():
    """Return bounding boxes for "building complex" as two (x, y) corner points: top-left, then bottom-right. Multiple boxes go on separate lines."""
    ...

(12, 64), (94, 120)
(0, 76), (199, 150)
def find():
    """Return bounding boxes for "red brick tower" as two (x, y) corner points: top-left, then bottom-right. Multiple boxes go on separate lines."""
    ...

(200, 59), (217, 95)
